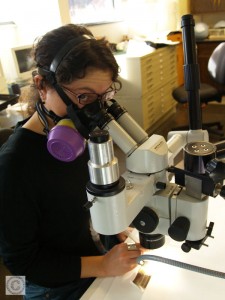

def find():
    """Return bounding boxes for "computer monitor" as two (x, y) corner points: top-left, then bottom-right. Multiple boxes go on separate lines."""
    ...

(11, 45), (36, 84)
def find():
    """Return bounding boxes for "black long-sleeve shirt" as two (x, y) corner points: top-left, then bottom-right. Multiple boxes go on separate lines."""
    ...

(0, 124), (100, 288)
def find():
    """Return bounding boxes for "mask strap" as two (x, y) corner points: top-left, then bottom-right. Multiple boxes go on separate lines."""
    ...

(37, 65), (77, 107)
(53, 83), (75, 107)
(52, 84), (99, 139)
(52, 84), (91, 138)
(50, 35), (93, 74)
(42, 102), (63, 124)
(36, 101), (50, 134)
(36, 101), (63, 134)
(67, 104), (90, 139)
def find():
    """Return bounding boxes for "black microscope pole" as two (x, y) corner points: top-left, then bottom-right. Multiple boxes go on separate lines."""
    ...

(182, 15), (225, 159)
(181, 14), (202, 130)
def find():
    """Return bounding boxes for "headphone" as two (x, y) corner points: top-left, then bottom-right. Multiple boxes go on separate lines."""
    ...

(38, 34), (94, 105)
(37, 35), (96, 162)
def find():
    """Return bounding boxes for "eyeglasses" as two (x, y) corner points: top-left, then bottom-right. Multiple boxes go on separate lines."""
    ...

(61, 83), (118, 105)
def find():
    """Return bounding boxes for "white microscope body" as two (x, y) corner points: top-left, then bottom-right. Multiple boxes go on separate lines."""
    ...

(85, 13), (225, 252)
(85, 101), (220, 252)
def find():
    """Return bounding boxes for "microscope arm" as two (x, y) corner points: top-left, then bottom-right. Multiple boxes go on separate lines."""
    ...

(85, 122), (216, 252)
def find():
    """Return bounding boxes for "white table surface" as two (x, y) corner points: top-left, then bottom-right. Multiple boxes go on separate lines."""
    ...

(81, 195), (225, 300)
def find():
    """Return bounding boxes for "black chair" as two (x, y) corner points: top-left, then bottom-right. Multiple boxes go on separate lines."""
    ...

(172, 42), (225, 136)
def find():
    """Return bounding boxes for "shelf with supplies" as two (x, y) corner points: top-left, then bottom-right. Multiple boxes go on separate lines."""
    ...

(190, 0), (225, 13)
(114, 46), (178, 132)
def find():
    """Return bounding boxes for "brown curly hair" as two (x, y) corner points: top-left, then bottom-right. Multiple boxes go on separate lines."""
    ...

(28, 24), (121, 114)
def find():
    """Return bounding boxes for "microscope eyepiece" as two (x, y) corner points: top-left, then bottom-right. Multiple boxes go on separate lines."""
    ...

(89, 130), (109, 143)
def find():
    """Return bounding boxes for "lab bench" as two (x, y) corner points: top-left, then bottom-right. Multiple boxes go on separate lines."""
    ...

(81, 194), (225, 300)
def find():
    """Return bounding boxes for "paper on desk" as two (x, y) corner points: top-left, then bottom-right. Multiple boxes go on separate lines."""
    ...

(6, 102), (28, 112)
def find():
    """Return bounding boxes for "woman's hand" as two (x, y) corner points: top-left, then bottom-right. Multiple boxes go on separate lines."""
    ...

(81, 242), (142, 278)
(101, 242), (142, 277)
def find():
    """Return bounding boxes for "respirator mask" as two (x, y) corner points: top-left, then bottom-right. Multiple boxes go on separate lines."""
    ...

(36, 35), (108, 162)
(36, 99), (104, 162)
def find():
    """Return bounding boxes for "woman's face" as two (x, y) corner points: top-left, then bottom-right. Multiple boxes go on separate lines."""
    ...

(45, 68), (113, 116)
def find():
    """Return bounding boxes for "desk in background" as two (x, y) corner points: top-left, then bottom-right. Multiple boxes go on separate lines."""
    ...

(0, 102), (28, 128)
(0, 84), (32, 128)
(81, 195), (225, 300)
(0, 87), (31, 128)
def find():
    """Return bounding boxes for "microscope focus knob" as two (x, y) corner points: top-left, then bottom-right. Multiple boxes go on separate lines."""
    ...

(139, 232), (165, 249)
(132, 207), (159, 233)
(168, 216), (190, 241)
(156, 181), (166, 190)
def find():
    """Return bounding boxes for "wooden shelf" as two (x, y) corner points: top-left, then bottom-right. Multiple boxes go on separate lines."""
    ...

(190, 0), (225, 14)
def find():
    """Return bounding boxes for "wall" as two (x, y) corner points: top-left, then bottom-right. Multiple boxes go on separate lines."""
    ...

(0, 0), (182, 83)
(0, 0), (183, 46)
(123, 0), (179, 39)
(59, 0), (180, 42)
(0, 0), (62, 45)
(2, 0), (222, 88)
(0, 0), (62, 82)
(58, 0), (128, 43)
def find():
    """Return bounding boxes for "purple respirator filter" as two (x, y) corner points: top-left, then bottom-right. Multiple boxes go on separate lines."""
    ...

(47, 125), (86, 162)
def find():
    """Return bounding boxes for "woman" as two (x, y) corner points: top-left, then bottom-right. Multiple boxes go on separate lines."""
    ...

(0, 24), (141, 299)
